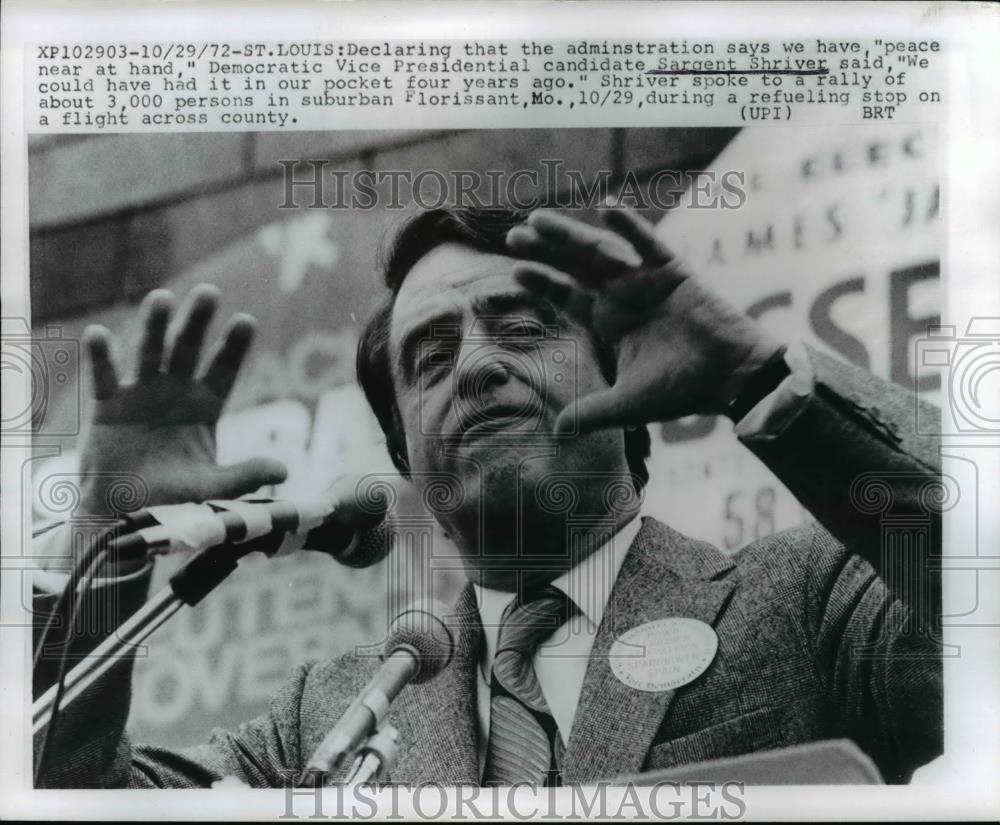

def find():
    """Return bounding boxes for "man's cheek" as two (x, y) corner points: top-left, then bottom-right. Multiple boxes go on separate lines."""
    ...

(399, 407), (444, 472)
(406, 386), (447, 439)
(397, 394), (425, 439)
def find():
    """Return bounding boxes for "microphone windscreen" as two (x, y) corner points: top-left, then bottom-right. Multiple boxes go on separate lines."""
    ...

(335, 511), (397, 569)
(384, 599), (454, 683)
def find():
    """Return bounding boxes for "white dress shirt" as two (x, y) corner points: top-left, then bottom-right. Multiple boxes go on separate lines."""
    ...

(471, 513), (643, 776)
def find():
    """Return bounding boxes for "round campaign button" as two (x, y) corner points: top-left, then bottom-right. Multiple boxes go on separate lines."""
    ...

(609, 617), (718, 692)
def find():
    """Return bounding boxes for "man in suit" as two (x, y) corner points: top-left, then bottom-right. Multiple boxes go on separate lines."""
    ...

(33, 205), (942, 788)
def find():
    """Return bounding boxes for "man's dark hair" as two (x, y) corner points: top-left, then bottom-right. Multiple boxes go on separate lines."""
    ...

(356, 207), (651, 490)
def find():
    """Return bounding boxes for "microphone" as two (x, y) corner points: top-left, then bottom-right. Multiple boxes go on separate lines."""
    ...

(300, 600), (455, 785)
(115, 477), (396, 568)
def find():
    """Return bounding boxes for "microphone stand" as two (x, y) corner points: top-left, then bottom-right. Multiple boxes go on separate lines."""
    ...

(344, 725), (399, 787)
(33, 583), (182, 734)
(34, 504), (414, 788)
(212, 725), (400, 790)
(33, 525), (284, 735)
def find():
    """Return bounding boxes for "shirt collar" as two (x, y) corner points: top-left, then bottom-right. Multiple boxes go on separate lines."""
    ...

(472, 514), (643, 672)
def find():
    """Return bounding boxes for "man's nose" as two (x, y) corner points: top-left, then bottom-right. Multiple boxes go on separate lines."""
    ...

(454, 339), (514, 403)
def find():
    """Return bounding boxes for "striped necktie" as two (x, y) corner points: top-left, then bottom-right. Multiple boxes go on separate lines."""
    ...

(482, 586), (581, 786)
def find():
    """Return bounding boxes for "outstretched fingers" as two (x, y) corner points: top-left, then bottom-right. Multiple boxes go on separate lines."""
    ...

(512, 261), (594, 322)
(603, 206), (690, 299)
(210, 457), (289, 499)
(165, 284), (221, 379)
(199, 313), (258, 400)
(508, 211), (641, 285)
(133, 289), (176, 380)
(82, 325), (119, 401)
(601, 204), (675, 267)
(555, 387), (640, 436)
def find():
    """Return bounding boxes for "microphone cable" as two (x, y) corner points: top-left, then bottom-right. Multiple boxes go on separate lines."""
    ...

(33, 518), (148, 787)
(32, 518), (130, 670)
(33, 545), (112, 787)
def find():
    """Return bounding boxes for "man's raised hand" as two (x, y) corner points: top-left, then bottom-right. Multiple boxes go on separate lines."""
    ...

(77, 284), (287, 517)
(506, 206), (783, 435)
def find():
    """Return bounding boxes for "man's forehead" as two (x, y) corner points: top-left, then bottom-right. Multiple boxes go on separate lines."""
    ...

(390, 243), (526, 341)
(397, 242), (520, 299)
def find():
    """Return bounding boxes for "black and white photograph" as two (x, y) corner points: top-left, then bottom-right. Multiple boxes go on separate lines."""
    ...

(2, 2), (998, 822)
(23, 123), (948, 782)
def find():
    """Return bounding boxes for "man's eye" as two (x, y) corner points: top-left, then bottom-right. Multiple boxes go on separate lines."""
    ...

(497, 320), (546, 344)
(416, 348), (453, 375)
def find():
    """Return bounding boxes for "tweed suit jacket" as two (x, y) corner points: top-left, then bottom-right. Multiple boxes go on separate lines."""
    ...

(34, 347), (943, 787)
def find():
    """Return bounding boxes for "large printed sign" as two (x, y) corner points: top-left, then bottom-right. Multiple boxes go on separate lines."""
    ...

(645, 124), (940, 549)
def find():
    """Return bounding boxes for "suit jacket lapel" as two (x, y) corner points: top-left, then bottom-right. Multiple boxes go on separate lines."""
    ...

(388, 586), (482, 785)
(562, 517), (736, 783)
